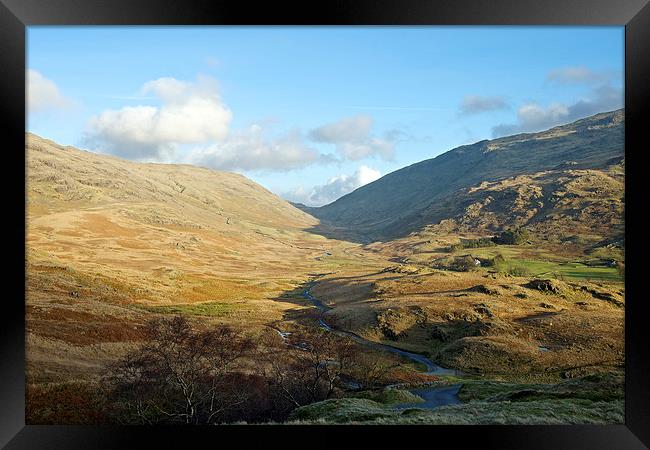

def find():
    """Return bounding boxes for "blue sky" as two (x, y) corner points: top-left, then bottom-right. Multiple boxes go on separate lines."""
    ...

(27, 26), (624, 206)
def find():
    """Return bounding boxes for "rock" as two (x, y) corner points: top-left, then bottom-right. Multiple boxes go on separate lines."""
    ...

(429, 325), (450, 342)
(474, 316), (512, 336)
(469, 284), (500, 296)
(474, 304), (494, 318)
(376, 308), (423, 341)
(579, 286), (624, 308)
(525, 279), (564, 294)
(380, 327), (399, 341)
(539, 302), (555, 309)
(443, 311), (481, 322)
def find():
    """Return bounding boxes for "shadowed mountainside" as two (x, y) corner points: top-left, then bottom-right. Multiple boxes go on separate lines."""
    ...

(304, 110), (624, 243)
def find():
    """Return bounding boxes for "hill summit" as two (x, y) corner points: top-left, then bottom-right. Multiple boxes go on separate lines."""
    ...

(306, 109), (624, 242)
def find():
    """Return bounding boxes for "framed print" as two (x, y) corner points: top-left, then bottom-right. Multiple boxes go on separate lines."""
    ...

(1, 0), (649, 448)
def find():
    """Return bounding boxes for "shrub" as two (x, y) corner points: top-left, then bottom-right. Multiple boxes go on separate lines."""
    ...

(507, 266), (532, 277)
(491, 253), (506, 267)
(616, 261), (625, 279)
(261, 329), (356, 420)
(26, 382), (108, 425)
(102, 317), (385, 424)
(449, 237), (496, 252)
(448, 243), (464, 253)
(449, 255), (479, 272)
(493, 228), (531, 245)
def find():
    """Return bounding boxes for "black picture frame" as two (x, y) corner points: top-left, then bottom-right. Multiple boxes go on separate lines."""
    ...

(1, 0), (648, 448)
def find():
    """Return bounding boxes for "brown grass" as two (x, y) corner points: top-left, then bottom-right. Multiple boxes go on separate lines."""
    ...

(25, 132), (625, 400)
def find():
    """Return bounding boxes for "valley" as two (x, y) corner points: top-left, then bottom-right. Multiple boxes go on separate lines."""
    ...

(25, 110), (625, 425)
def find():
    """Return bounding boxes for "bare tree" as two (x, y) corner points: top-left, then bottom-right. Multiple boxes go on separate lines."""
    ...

(261, 328), (356, 418)
(105, 317), (397, 423)
(104, 316), (254, 425)
(349, 351), (400, 389)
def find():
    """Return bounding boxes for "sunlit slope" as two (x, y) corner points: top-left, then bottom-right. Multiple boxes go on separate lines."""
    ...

(26, 134), (386, 382)
(27, 133), (317, 228)
(26, 133), (353, 309)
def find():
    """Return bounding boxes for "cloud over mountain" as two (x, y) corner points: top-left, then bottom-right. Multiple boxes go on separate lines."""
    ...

(85, 75), (233, 160)
(285, 165), (381, 206)
(84, 76), (396, 171)
(187, 125), (333, 172)
(309, 116), (396, 161)
(492, 67), (622, 137)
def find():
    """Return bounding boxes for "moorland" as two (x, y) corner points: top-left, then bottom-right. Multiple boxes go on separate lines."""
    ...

(26, 109), (625, 424)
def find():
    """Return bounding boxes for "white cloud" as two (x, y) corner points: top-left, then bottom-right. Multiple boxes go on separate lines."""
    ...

(459, 95), (508, 115)
(492, 70), (623, 138)
(27, 69), (71, 113)
(85, 75), (232, 160)
(545, 66), (613, 85)
(310, 116), (373, 143)
(355, 165), (382, 185)
(187, 125), (332, 172)
(309, 116), (396, 161)
(84, 74), (343, 171)
(284, 165), (381, 206)
(337, 138), (394, 160)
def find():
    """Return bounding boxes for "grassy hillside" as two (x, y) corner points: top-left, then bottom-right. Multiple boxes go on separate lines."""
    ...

(25, 110), (625, 425)
(26, 133), (383, 383)
(309, 110), (624, 242)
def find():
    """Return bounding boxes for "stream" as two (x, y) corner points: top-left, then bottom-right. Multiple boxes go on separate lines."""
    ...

(300, 282), (463, 410)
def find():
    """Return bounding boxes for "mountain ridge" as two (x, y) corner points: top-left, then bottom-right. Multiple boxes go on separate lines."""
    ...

(305, 109), (624, 242)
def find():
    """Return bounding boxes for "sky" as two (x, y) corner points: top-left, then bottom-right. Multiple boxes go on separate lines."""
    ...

(27, 26), (624, 206)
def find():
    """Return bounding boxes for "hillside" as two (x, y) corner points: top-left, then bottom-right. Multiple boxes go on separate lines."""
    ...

(27, 133), (317, 228)
(25, 122), (625, 426)
(26, 133), (381, 383)
(26, 133), (328, 304)
(308, 110), (624, 243)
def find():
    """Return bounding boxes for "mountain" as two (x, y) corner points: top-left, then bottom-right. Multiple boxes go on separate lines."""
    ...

(26, 132), (334, 297)
(307, 110), (624, 242)
(27, 133), (384, 382)
(27, 133), (316, 229)
(26, 133), (374, 383)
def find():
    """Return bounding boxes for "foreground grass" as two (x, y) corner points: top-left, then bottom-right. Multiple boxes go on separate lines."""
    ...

(288, 373), (624, 425)
(459, 373), (623, 401)
(289, 397), (623, 425)
(353, 388), (424, 405)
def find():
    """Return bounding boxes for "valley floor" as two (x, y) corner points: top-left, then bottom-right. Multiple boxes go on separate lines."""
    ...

(26, 225), (625, 425)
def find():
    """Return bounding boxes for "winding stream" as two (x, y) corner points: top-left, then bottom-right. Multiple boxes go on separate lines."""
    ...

(301, 282), (463, 410)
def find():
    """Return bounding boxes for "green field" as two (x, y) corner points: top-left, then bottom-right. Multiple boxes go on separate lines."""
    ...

(497, 259), (620, 281)
(466, 246), (621, 281)
(136, 301), (236, 317)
